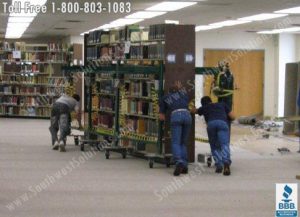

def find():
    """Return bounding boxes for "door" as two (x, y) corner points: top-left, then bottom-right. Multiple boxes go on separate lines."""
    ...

(203, 49), (264, 117)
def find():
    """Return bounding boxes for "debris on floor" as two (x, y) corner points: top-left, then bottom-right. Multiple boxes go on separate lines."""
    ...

(238, 115), (257, 125)
(277, 147), (291, 154)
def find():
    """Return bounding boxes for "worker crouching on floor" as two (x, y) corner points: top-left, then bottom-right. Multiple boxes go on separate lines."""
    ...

(49, 94), (81, 152)
(159, 81), (192, 176)
(192, 96), (235, 176)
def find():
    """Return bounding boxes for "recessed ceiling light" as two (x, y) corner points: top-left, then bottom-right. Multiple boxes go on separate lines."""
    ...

(126, 11), (166, 19)
(195, 25), (222, 32)
(238, 13), (288, 21)
(275, 6), (300, 14)
(8, 17), (35, 23)
(210, 20), (252, 27)
(146, 1), (197, 12)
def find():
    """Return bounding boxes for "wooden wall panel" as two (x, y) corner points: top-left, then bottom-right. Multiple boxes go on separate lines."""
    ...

(204, 49), (264, 117)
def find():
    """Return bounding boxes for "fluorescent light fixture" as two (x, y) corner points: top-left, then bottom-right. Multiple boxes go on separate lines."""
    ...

(126, 11), (166, 19)
(195, 25), (222, 32)
(12, 0), (47, 6)
(8, 17), (35, 23)
(210, 20), (252, 27)
(282, 27), (300, 32)
(238, 13), (288, 21)
(6, 27), (28, 34)
(5, 27), (27, 38)
(257, 27), (300, 34)
(257, 30), (282, 34)
(97, 24), (116, 30)
(275, 6), (300, 14)
(28, 0), (48, 6)
(110, 18), (144, 27)
(146, 1), (197, 12)
(5, 35), (22, 39)
(165, 20), (179, 24)
(7, 22), (30, 29)
(10, 10), (38, 17)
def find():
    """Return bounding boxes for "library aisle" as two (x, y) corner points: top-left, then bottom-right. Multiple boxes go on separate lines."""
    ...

(0, 118), (299, 217)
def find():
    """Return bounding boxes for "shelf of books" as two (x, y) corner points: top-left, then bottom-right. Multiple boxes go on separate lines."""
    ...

(92, 70), (118, 138)
(0, 41), (72, 118)
(83, 23), (195, 162)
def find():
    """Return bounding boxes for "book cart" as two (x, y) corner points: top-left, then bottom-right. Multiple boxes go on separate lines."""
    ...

(72, 23), (196, 167)
(83, 61), (172, 167)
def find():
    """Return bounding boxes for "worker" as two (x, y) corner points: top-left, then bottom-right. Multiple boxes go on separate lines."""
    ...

(49, 94), (81, 152)
(192, 96), (235, 176)
(159, 81), (192, 176)
(215, 62), (234, 110)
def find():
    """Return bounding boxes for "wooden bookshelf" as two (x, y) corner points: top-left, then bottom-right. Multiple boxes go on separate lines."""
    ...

(0, 42), (74, 118)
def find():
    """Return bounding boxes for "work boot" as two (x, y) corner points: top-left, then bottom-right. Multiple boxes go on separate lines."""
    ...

(215, 167), (223, 173)
(173, 164), (182, 176)
(59, 143), (66, 152)
(182, 167), (188, 174)
(52, 142), (59, 150)
(223, 164), (231, 176)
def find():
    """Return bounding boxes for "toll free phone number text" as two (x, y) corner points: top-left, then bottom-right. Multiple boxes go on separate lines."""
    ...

(2, 1), (131, 14)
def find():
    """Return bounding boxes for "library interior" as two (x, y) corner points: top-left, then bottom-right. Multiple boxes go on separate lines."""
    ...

(1, 0), (300, 217)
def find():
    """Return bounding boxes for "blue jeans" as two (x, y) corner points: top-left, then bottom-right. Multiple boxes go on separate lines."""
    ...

(171, 110), (192, 167)
(207, 120), (231, 168)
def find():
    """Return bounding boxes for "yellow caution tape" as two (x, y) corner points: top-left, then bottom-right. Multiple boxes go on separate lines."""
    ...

(195, 137), (209, 143)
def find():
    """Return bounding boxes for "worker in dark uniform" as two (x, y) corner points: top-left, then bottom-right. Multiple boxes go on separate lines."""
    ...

(217, 62), (234, 110)
(159, 81), (192, 176)
(192, 96), (235, 176)
(49, 94), (81, 152)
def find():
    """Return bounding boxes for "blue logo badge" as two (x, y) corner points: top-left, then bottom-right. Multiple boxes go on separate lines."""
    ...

(276, 184), (298, 217)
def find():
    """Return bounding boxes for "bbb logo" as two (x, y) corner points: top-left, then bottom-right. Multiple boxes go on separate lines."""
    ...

(276, 183), (298, 217)
(279, 185), (295, 210)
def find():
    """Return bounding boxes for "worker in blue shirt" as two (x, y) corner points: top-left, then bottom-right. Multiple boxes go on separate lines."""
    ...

(159, 81), (192, 176)
(192, 96), (235, 176)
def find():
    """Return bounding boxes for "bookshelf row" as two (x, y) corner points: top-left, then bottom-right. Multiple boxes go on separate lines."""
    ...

(0, 105), (51, 118)
(0, 42), (75, 119)
(0, 52), (68, 63)
(0, 41), (69, 52)
(1, 75), (67, 85)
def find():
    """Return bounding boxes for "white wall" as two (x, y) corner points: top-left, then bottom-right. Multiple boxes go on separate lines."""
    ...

(278, 34), (297, 117)
(64, 35), (84, 62)
(296, 35), (300, 62)
(195, 31), (277, 117)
